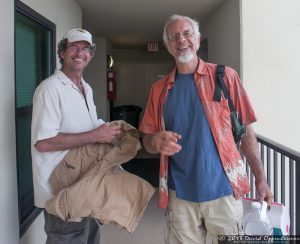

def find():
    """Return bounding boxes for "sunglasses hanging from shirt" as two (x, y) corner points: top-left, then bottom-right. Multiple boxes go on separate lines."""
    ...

(213, 65), (246, 144)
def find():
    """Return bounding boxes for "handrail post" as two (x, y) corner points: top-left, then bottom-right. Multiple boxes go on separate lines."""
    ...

(296, 160), (300, 234)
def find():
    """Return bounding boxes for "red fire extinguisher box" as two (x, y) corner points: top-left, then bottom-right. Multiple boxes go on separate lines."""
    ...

(107, 70), (116, 101)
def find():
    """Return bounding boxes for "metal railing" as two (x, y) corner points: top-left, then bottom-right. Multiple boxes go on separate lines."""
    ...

(244, 134), (300, 235)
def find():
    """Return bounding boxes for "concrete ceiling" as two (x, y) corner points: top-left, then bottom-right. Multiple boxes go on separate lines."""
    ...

(75, 0), (224, 48)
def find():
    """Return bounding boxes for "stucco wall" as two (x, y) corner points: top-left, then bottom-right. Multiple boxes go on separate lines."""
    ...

(0, 0), (19, 244)
(241, 0), (300, 151)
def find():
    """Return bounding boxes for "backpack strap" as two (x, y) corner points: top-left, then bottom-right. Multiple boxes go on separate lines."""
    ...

(213, 65), (235, 112)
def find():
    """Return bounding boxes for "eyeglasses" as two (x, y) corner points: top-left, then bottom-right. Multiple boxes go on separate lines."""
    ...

(168, 30), (194, 42)
(67, 45), (91, 54)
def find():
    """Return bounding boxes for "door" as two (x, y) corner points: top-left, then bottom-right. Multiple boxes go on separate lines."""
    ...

(15, 0), (55, 235)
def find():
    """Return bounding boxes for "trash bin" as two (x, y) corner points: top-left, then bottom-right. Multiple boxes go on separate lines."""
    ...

(111, 105), (142, 128)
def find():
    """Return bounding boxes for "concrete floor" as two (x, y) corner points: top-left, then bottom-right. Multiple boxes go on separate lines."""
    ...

(101, 189), (166, 244)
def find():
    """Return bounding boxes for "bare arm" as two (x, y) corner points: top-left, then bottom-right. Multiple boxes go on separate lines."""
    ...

(142, 131), (182, 156)
(35, 123), (121, 152)
(241, 125), (273, 205)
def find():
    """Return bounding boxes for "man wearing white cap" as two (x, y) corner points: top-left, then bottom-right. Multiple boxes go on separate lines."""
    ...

(31, 28), (121, 243)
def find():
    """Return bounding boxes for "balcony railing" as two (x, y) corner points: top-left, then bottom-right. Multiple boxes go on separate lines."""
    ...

(244, 134), (300, 235)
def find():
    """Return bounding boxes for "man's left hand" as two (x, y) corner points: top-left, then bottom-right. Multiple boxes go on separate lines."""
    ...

(255, 179), (273, 206)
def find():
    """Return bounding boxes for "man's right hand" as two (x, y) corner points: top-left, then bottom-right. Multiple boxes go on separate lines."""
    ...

(35, 122), (122, 152)
(93, 122), (121, 144)
(144, 131), (182, 156)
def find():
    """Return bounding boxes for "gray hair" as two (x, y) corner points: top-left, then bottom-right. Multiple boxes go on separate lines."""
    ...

(163, 15), (201, 49)
(57, 38), (96, 65)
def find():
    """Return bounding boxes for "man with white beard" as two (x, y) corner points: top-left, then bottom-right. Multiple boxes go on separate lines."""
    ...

(139, 15), (272, 244)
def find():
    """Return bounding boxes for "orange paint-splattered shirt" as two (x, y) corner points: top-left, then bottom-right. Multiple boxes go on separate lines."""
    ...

(139, 59), (257, 209)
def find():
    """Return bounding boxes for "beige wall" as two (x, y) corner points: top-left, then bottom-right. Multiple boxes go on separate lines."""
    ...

(114, 61), (174, 123)
(241, 0), (300, 152)
(202, 0), (241, 73)
(112, 48), (174, 124)
(0, 0), (19, 243)
(84, 37), (109, 121)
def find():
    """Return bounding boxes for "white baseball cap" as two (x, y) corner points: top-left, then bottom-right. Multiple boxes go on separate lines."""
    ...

(64, 28), (93, 45)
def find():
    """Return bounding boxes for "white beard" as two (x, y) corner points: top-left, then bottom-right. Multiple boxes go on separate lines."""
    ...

(177, 52), (194, 63)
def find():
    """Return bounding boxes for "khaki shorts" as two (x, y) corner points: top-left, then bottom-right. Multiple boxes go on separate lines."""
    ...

(164, 190), (244, 244)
